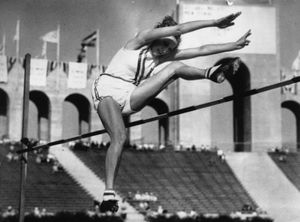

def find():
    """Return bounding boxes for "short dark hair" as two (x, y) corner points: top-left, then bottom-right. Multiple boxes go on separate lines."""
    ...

(154, 15), (181, 44)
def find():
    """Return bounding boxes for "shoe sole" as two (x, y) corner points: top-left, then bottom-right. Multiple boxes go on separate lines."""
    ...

(218, 57), (241, 81)
(231, 57), (241, 74)
(209, 57), (241, 83)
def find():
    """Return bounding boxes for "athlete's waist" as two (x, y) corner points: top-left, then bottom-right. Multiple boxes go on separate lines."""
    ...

(98, 73), (135, 84)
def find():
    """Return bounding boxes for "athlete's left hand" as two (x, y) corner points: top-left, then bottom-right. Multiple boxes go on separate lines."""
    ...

(215, 11), (241, 29)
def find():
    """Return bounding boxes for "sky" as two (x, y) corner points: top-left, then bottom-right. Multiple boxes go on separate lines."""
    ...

(0, 0), (175, 65)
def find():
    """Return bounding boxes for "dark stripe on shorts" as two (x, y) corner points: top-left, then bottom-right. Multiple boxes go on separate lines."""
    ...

(93, 75), (101, 101)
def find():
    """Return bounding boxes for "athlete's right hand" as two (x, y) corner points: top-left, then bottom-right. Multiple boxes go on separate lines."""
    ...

(235, 29), (251, 49)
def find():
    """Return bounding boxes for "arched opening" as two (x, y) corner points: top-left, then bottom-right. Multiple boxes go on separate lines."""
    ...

(281, 100), (300, 151)
(215, 58), (252, 151)
(0, 88), (9, 139)
(141, 98), (169, 146)
(29, 90), (51, 141)
(63, 94), (91, 140)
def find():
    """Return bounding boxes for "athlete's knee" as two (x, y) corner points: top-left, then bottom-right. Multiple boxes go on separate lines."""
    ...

(168, 61), (186, 71)
(166, 61), (187, 77)
(111, 129), (127, 147)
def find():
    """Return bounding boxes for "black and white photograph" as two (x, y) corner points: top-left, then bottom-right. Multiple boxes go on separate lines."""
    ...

(0, 0), (299, 222)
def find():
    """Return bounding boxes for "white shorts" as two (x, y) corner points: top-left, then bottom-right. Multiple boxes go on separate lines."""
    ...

(91, 74), (136, 115)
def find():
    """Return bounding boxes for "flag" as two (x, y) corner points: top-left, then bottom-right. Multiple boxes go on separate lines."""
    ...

(81, 31), (97, 47)
(14, 20), (20, 59)
(41, 30), (59, 43)
(40, 25), (60, 62)
(0, 34), (5, 55)
(79, 30), (100, 66)
(13, 20), (20, 41)
(77, 46), (87, 62)
(292, 50), (300, 72)
(41, 41), (47, 58)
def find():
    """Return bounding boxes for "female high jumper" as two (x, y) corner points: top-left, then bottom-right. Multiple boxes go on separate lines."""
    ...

(91, 11), (251, 212)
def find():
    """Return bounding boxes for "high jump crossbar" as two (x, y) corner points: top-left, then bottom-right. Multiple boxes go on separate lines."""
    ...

(17, 76), (300, 154)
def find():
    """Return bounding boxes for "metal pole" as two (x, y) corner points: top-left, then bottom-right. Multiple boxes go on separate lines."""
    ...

(96, 29), (100, 67)
(19, 53), (31, 222)
(17, 76), (300, 154)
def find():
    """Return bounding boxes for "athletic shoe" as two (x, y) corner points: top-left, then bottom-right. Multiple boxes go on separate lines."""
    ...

(206, 57), (241, 83)
(99, 190), (119, 213)
(99, 199), (119, 213)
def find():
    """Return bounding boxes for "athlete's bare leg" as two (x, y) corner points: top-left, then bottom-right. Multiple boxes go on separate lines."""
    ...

(96, 97), (126, 212)
(130, 58), (240, 111)
(130, 61), (207, 111)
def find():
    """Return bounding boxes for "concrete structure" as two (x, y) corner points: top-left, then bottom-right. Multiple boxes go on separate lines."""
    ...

(0, 0), (300, 152)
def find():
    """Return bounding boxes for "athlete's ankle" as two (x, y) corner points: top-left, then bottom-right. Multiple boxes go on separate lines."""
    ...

(205, 64), (225, 83)
(205, 65), (220, 79)
(103, 189), (117, 201)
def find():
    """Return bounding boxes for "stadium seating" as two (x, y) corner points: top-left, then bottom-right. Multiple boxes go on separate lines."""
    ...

(0, 144), (93, 213)
(73, 148), (257, 214)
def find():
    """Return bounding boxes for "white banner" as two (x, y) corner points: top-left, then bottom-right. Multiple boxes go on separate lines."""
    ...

(30, 58), (48, 86)
(180, 3), (276, 54)
(67, 62), (87, 88)
(0, 56), (8, 83)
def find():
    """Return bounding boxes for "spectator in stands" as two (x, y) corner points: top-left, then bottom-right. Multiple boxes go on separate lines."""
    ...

(40, 208), (47, 216)
(33, 207), (41, 217)
(52, 160), (63, 173)
(157, 205), (164, 214)
(189, 209), (197, 218)
(2, 206), (16, 217)
(134, 191), (142, 201)
(191, 144), (196, 151)
(217, 149), (226, 162)
(92, 12), (251, 213)
(159, 144), (166, 150)
(46, 153), (55, 164)
(278, 155), (287, 162)
(6, 151), (13, 162)
(177, 210), (188, 219)
(241, 203), (254, 213)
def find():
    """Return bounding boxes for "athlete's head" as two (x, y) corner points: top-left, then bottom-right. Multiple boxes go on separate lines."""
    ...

(150, 16), (181, 57)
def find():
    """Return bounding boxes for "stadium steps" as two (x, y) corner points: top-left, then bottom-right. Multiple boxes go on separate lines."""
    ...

(269, 152), (300, 190)
(50, 146), (145, 222)
(72, 149), (256, 214)
(226, 152), (300, 222)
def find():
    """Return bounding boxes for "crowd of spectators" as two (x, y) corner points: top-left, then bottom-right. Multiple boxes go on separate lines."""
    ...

(1, 138), (63, 173)
(68, 139), (225, 154)
(1, 206), (16, 217)
(0, 203), (270, 222)
(1, 206), (54, 218)
(269, 146), (290, 162)
(142, 203), (269, 221)
(126, 191), (158, 212)
(230, 204), (269, 220)
(127, 191), (158, 202)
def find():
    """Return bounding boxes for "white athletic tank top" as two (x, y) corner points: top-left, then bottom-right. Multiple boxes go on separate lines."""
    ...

(105, 46), (158, 85)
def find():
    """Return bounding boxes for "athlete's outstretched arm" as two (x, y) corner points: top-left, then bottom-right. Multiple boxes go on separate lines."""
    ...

(167, 29), (251, 61)
(126, 12), (241, 49)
